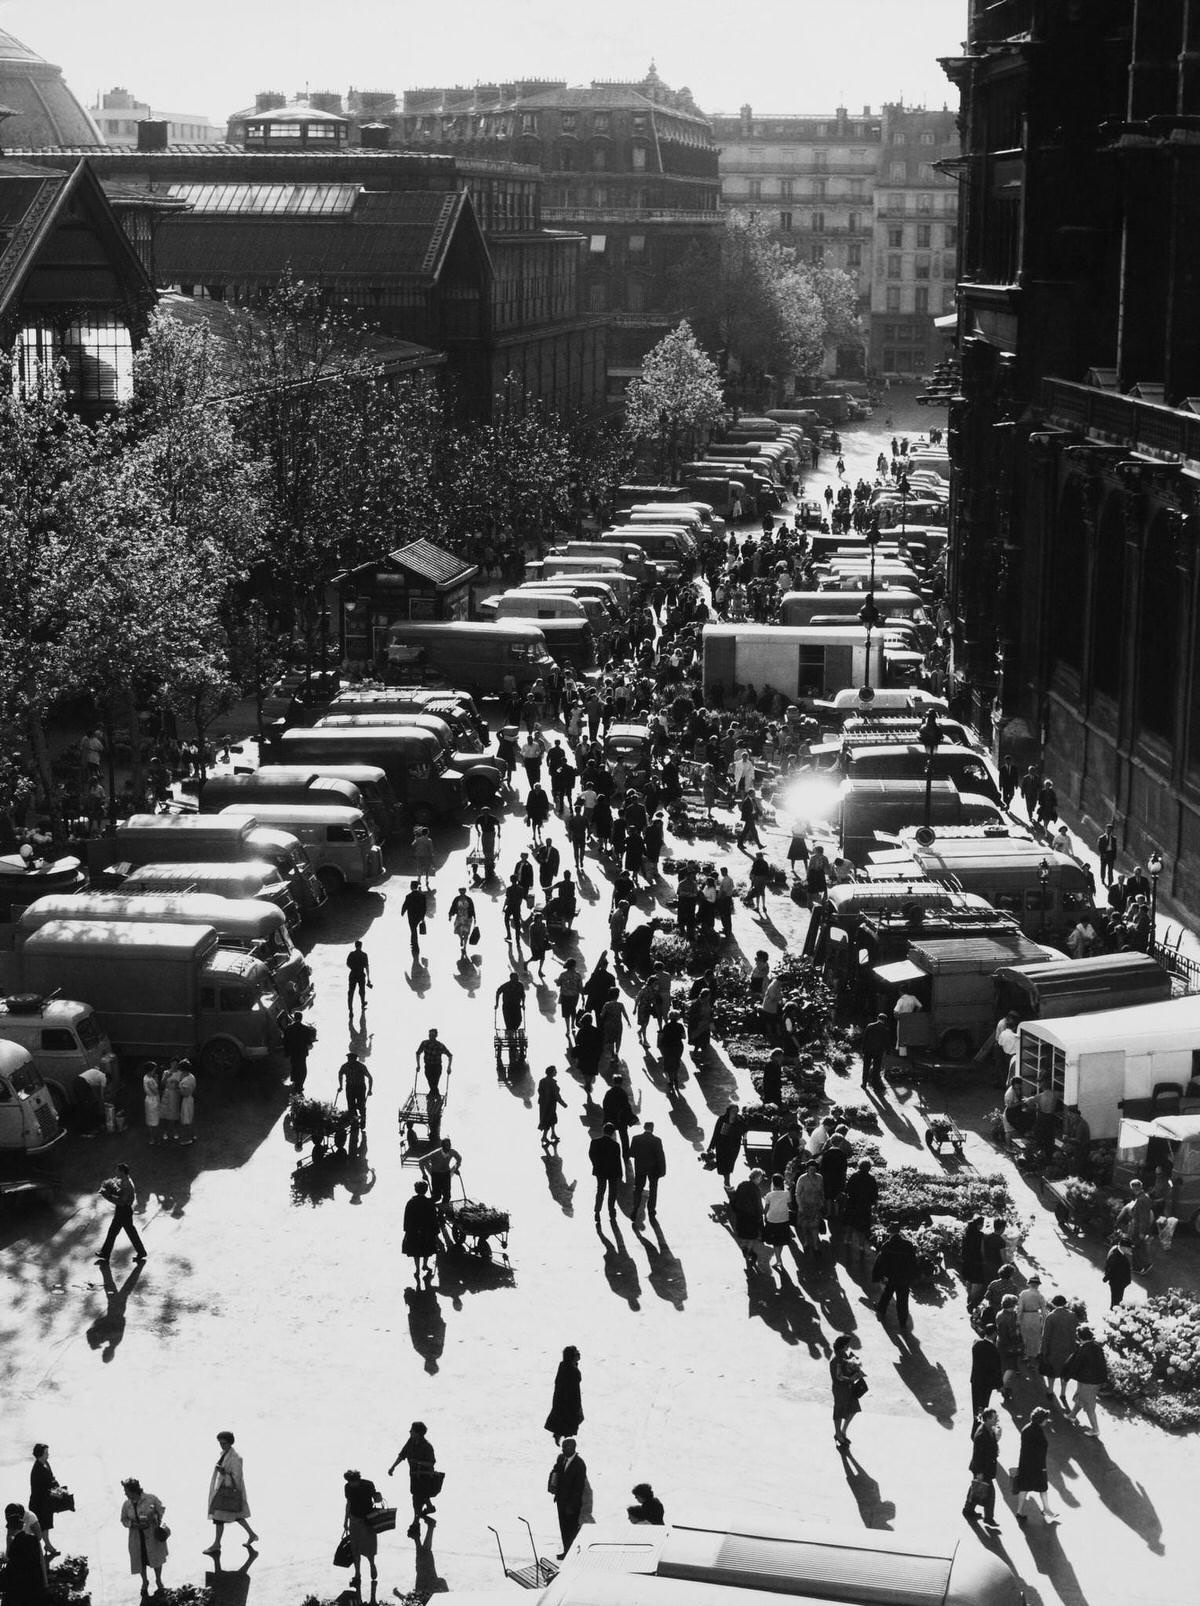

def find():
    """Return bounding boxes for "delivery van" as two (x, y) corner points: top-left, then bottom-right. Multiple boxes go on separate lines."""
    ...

(535, 619), (595, 671)
(0, 1041), (63, 1156)
(517, 579), (621, 620)
(117, 862), (299, 929)
(839, 778), (1003, 864)
(327, 688), (488, 749)
(279, 726), (465, 825)
(552, 542), (654, 583)
(994, 951), (1172, 1024)
(16, 892), (313, 1011)
(103, 813), (326, 917)
(385, 621), (553, 697)
(597, 528), (693, 578)
(781, 590), (926, 627)
(0, 992), (117, 1116)
(540, 568), (638, 611)
(701, 624), (887, 703)
(490, 590), (591, 624)
(314, 714), (501, 806)
(218, 804), (384, 892)
(197, 772), (363, 818)
(843, 743), (1002, 805)
(240, 763), (397, 842)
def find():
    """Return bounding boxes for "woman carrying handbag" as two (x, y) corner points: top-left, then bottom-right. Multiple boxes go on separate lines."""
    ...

(830, 1334), (867, 1451)
(204, 1430), (257, 1558)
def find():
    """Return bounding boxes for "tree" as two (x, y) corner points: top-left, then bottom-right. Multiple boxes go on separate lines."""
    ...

(623, 321), (725, 480)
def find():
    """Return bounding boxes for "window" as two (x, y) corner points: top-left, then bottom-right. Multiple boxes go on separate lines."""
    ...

(890, 161), (906, 182)
(627, 233), (646, 257)
(812, 178), (827, 199)
(920, 130), (936, 145)
(848, 211), (860, 233)
(560, 112), (577, 134)
(748, 179), (762, 200)
(40, 1029), (77, 1052)
(559, 146), (575, 170)
(942, 286), (956, 312)
(883, 323), (897, 340)
(591, 111), (610, 135)
(588, 234), (607, 257)
(588, 281), (607, 313)
(812, 211), (825, 233)
(944, 224), (957, 247)
(916, 223), (932, 248)
(915, 256), (931, 279)
(883, 347), (895, 368)
(886, 287), (901, 311)
(591, 144), (608, 170)
(887, 226), (903, 249)
(849, 177), (865, 197)
(626, 278), (647, 313)
(631, 144), (646, 170)
(917, 192), (933, 213)
(30, 318), (135, 404)
(811, 241), (824, 263)
(779, 178), (793, 199)
(328, 825), (354, 843)
(847, 242), (862, 268)
(779, 211), (793, 232)
(521, 114), (538, 135)
(220, 987), (253, 1013)
(914, 287), (930, 313)
(887, 254), (902, 279)
(813, 149), (828, 169)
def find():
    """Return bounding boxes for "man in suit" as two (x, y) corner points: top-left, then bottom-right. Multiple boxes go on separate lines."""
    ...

(589, 1123), (623, 1220)
(872, 1220), (919, 1331)
(548, 1437), (587, 1558)
(630, 1121), (666, 1220)
(1096, 823), (1118, 887)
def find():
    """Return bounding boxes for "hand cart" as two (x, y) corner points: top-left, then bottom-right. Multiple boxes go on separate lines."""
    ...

(494, 1005), (529, 1080)
(488, 1518), (558, 1589)
(442, 1172), (510, 1261)
(398, 1065), (450, 1158)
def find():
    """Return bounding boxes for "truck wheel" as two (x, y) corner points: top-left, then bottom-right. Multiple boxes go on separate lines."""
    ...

(317, 866), (344, 896)
(940, 1031), (972, 1063)
(200, 1039), (242, 1076)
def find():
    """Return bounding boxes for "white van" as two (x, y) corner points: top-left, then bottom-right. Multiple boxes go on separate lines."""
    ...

(541, 566), (638, 610)
(598, 528), (692, 577)
(0, 994), (118, 1116)
(492, 590), (591, 623)
(518, 579), (621, 619)
(218, 804), (384, 892)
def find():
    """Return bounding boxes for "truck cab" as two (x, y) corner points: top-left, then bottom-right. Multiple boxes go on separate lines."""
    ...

(0, 994), (117, 1117)
(0, 1041), (63, 1156)
(314, 713), (502, 807)
(218, 803), (385, 893)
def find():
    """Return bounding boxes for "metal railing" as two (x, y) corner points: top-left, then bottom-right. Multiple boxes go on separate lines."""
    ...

(1152, 934), (1200, 996)
(1042, 378), (1200, 462)
(541, 207), (723, 224)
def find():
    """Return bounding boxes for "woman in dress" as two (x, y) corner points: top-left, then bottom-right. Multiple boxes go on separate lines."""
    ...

(762, 1173), (793, 1271)
(141, 1063), (161, 1146)
(447, 887), (477, 960)
(342, 1469), (380, 1593)
(747, 853), (771, 913)
(387, 1423), (438, 1539)
(995, 1291), (1024, 1399)
(729, 1167), (766, 1271)
(402, 1180), (441, 1285)
(1016, 1275), (1047, 1361)
(830, 1334), (866, 1450)
(544, 1346), (584, 1445)
(411, 826), (435, 888)
(793, 1162), (826, 1257)
(29, 1443), (61, 1561)
(158, 1064), (182, 1147)
(1013, 1407), (1058, 1523)
(177, 1060), (197, 1146)
(572, 1011), (603, 1094)
(120, 1476), (168, 1596)
(708, 1106), (742, 1186)
(204, 1431), (257, 1557)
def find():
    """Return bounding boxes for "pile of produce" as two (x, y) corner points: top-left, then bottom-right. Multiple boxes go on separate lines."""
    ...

(285, 1096), (350, 1150)
(446, 1200), (509, 1235)
(1104, 1291), (1200, 1430)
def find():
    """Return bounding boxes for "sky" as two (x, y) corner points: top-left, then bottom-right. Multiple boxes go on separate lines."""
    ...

(3, 0), (966, 124)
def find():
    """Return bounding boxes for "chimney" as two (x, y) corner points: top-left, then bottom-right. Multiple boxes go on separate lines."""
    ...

(137, 120), (169, 152)
(309, 90), (344, 115)
(740, 102), (752, 135)
(863, 104), (870, 117)
(255, 92), (286, 113)
(360, 123), (391, 149)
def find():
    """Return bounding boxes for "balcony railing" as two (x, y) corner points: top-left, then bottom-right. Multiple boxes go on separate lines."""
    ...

(968, 0), (1038, 48)
(541, 206), (724, 224)
(1042, 378), (1200, 461)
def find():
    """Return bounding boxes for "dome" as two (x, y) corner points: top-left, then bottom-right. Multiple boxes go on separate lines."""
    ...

(0, 28), (103, 146)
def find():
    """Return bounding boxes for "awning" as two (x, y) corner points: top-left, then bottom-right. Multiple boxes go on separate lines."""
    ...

(933, 313), (958, 330)
(873, 960), (926, 988)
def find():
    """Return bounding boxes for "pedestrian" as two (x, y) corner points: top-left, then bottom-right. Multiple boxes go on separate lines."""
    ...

(1017, 1275), (1046, 1360)
(141, 1061), (161, 1146)
(526, 781), (551, 843)
(600, 992), (632, 1066)
(763, 1172), (793, 1270)
(820, 1130), (850, 1217)
(573, 1011), (603, 1094)
(158, 1062), (182, 1146)
(1102, 1236), (1133, 1306)
(1096, 822), (1118, 886)
(1013, 1408), (1058, 1523)
(736, 790), (762, 848)
(747, 852), (771, 912)
(448, 886), (477, 959)
(346, 940), (372, 1012)
(175, 1059), (196, 1146)
(338, 1053), (373, 1138)
(730, 1167), (766, 1271)
(204, 1431), (257, 1557)
(1040, 1295), (1078, 1405)
(1035, 778), (1058, 829)
(627, 1483), (664, 1525)
(873, 1220), (918, 1330)
(963, 1409), (1002, 1529)
(95, 1163), (146, 1263)
(979, 1217), (1009, 1284)
(998, 757), (1018, 809)
(860, 1013), (890, 1091)
(120, 1477), (168, 1596)
(387, 1423), (438, 1539)
(995, 1293), (1024, 1397)
(1116, 1177), (1156, 1272)
(841, 1158), (877, 1264)
(411, 825), (435, 888)
(961, 1217), (987, 1308)
(420, 1138), (463, 1209)
(1063, 1323), (1108, 1434)
(3, 1501), (46, 1603)
(538, 1066), (568, 1148)
(969, 1321), (1004, 1422)
(416, 1030), (453, 1100)
(707, 1105), (742, 1186)
(28, 1445), (62, 1563)
(589, 1122), (623, 1219)
(600, 1075), (637, 1163)
(342, 1468), (381, 1590)
(402, 1180), (441, 1285)
(1018, 766), (1039, 817)
(830, 1334), (867, 1450)
(282, 1013), (316, 1092)
(401, 881), (429, 958)
(556, 959), (582, 1039)
(656, 1011), (686, 1093)
(544, 1346), (583, 1445)
(547, 1437), (587, 1559)
(630, 1120), (666, 1219)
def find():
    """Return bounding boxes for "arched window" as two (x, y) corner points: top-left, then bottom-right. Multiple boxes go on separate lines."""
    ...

(1137, 512), (1181, 740)
(1090, 497), (1125, 699)
(1050, 479), (1087, 672)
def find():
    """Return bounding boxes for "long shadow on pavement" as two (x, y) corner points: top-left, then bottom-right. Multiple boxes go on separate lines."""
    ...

(837, 1445), (896, 1528)
(541, 1152), (577, 1217)
(888, 1330), (957, 1428)
(595, 1215), (642, 1310)
(1055, 1427), (1164, 1552)
(632, 1217), (687, 1310)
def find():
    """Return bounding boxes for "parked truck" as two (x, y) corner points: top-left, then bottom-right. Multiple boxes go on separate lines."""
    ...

(0, 992), (118, 1117)
(16, 920), (285, 1075)
(702, 624), (887, 703)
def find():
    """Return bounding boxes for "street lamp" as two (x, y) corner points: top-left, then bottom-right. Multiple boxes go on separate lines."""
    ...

(899, 470), (910, 540)
(1039, 858), (1050, 935)
(919, 707), (943, 831)
(1148, 850), (1163, 944)
(857, 519), (882, 695)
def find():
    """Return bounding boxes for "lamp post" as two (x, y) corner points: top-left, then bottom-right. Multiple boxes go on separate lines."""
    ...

(919, 707), (943, 831)
(1039, 858), (1050, 935)
(858, 519), (882, 696)
(899, 470), (910, 540)
(1148, 850), (1163, 946)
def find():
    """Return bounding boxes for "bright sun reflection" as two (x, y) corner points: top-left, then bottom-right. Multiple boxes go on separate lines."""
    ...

(781, 772), (846, 825)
